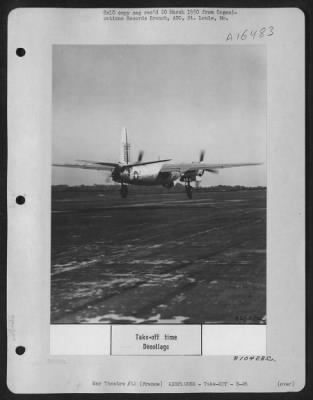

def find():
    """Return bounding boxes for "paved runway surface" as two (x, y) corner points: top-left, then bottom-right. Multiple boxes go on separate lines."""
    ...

(51, 188), (266, 324)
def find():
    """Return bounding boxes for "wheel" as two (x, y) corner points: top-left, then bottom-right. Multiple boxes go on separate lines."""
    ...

(186, 186), (192, 199)
(120, 184), (128, 198)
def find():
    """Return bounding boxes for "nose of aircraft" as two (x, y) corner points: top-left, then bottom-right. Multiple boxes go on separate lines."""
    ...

(119, 166), (131, 180)
(112, 165), (130, 182)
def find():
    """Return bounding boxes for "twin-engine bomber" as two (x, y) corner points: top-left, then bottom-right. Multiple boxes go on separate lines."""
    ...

(53, 128), (262, 199)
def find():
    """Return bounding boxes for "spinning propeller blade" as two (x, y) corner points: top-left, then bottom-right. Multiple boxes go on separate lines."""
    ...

(137, 151), (144, 163)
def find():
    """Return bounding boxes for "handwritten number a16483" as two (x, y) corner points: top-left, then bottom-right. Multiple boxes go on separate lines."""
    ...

(226, 26), (274, 41)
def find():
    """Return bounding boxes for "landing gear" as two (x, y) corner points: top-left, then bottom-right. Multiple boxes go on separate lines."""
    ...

(185, 180), (192, 199)
(120, 184), (128, 198)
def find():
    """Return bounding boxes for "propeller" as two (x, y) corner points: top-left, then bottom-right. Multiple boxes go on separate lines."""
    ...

(195, 150), (205, 188)
(137, 151), (144, 163)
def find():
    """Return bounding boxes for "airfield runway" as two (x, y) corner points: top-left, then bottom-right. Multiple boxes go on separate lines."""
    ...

(51, 188), (266, 324)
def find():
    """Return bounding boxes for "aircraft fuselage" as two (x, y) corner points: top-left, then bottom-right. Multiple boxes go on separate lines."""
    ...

(112, 163), (189, 187)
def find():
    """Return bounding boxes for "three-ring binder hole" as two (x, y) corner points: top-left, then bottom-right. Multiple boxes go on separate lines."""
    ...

(16, 195), (25, 205)
(16, 48), (26, 57)
(15, 346), (25, 355)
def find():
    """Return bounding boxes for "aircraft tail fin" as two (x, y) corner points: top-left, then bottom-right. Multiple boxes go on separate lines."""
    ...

(120, 127), (131, 164)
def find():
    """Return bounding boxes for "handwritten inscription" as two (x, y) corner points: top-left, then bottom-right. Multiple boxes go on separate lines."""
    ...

(226, 27), (274, 41)
(233, 355), (276, 361)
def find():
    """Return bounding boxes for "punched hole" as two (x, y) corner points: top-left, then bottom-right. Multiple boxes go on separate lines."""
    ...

(16, 48), (26, 57)
(16, 195), (25, 205)
(15, 346), (25, 355)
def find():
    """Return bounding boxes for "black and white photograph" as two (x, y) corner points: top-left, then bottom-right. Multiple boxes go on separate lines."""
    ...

(7, 7), (306, 394)
(51, 44), (266, 325)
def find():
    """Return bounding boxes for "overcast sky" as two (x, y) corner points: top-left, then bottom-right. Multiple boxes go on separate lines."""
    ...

(52, 45), (266, 186)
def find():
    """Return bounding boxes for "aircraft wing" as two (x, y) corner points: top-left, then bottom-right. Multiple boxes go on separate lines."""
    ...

(160, 162), (263, 174)
(53, 159), (172, 170)
(126, 159), (172, 167)
(53, 161), (117, 171)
